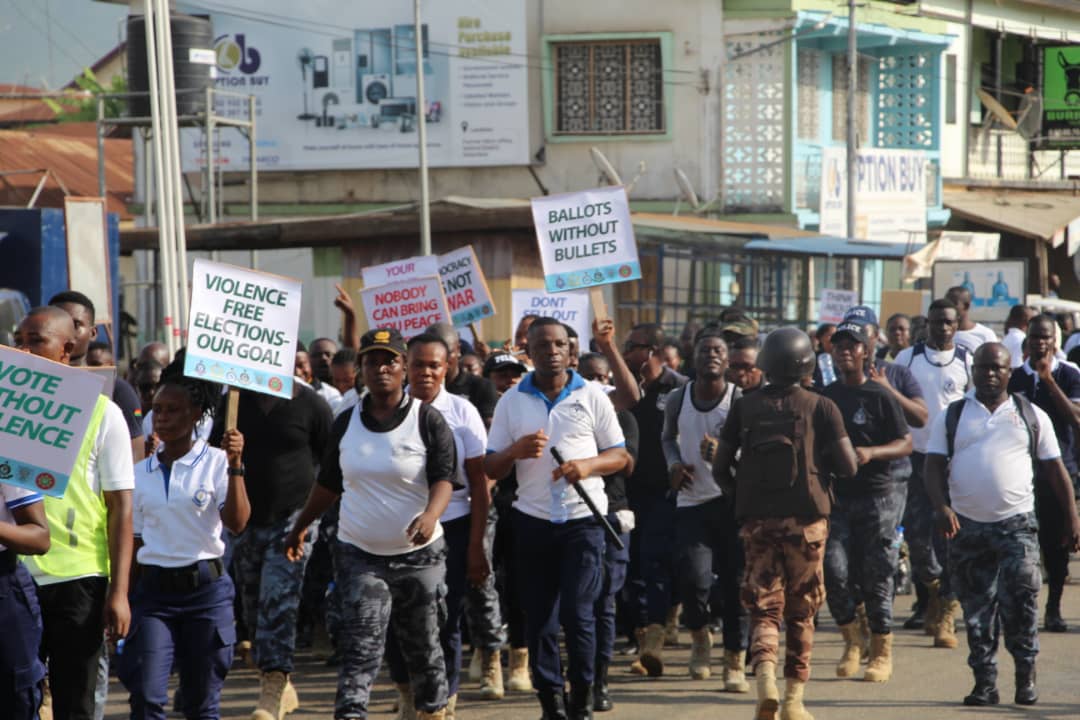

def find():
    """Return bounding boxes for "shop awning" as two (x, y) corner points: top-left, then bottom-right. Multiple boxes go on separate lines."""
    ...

(743, 236), (919, 259)
(943, 189), (1080, 243)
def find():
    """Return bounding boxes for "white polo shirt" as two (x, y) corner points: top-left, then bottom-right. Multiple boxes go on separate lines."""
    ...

(1003, 327), (1025, 369)
(954, 323), (998, 355)
(487, 370), (625, 522)
(429, 388), (487, 523)
(895, 344), (972, 453)
(0, 485), (42, 552)
(926, 391), (1059, 523)
(133, 440), (231, 568)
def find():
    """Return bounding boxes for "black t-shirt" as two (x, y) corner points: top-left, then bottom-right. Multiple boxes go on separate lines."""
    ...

(822, 380), (908, 497)
(211, 383), (333, 526)
(604, 409), (640, 513)
(317, 393), (457, 494)
(629, 367), (688, 497)
(113, 377), (143, 440)
(446, 370), (498, 425)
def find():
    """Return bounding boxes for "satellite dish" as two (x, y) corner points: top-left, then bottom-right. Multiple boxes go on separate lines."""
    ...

(674, 168), (701, 210)
(977, 88), (1019, 131)
(590, 147), (623, 186)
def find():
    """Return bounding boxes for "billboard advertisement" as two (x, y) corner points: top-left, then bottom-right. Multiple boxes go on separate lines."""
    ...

(931, 259), (1027, 325)
(1042, 45), (1080, 149)
(179, 0), (529, 171)
(819, 148), (928, 244)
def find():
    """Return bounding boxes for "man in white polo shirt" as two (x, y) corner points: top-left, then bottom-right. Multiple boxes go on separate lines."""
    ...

(925, 342), (1080, 708)
(485, 317), (629, 720)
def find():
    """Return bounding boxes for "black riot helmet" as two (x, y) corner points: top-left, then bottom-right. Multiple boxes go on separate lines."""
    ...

(758, 327), (816, 385)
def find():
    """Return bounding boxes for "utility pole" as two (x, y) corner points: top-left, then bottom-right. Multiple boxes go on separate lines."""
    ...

(846, 0), (858, 242)
(414, 0), (432, 255)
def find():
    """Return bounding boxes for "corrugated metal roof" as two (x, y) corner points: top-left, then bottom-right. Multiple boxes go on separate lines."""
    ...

(943, 189), (1080, 242)
(0, 126), (133, 218)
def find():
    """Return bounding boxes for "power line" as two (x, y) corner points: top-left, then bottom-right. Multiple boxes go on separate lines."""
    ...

(5, 0), (89, 86)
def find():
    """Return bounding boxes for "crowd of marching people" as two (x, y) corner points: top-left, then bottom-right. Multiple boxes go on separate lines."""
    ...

(5, 281), (1080, 720)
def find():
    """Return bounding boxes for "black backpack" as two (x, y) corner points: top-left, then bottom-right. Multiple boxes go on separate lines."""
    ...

(944, 394), (1040, 474)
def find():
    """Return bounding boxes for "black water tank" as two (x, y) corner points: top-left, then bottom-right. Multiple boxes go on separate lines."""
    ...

(126, 13), (214, 119)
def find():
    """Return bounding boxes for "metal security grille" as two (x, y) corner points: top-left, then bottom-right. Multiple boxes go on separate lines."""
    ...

(553, 40), (665, 135)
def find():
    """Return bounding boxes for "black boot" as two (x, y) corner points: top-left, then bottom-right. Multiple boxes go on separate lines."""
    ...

(1045, 585), (1068, 633)
(903, 582), (927, 630)
(963, 677), (1000, 706)
(538, 688), (568, 720)
(1015, 665), (1038, 705)
(568, 683), (594, 720)
(593, 662), (612, 712)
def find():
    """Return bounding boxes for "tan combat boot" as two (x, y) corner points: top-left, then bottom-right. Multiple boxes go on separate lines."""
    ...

(628, 627), (649, 676)
(479, 648), (505, 700)
(723, 649), (750, 693)
(779, 678), (814, 720)
(688, 627), (712, 679)
(38, 677), (52, 720)
(665, 604), (681, 646)
(394, 683), (417, 720)
(251, 671), (294, 720)
(468, 647), (483, 681)
(506, 647), (532, 692)
(754, 660), (780, 720)
(863, 633), (893, 683)
(416, 710), (446, 720)
(444, 694), (457, 720)
(282, 677), (299, 714)
(639, 623), (666, 676)
(934, 598), (961, 649)
(854, 603), (871, 658)
(923, 579), (942, 636)
(835, 622), (862, 678)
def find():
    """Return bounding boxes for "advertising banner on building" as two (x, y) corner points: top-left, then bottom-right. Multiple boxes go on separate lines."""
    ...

(179, 0), (529, 171)
(360, 276), (451, 339)
(931, 259), (1026, 324)
(1043, 45), (1080, 149)
(185, 259), (302, 399)
(511, 289), (591, 345)
(0, 347), (107, 498)
(530, 186), (641, 293)
(819, 148), (928, 244)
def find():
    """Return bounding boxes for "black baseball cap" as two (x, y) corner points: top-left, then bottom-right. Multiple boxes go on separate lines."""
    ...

(359, 327), (407, 357)
(833, 320), (871, 347)
(483, 351), (528, 377)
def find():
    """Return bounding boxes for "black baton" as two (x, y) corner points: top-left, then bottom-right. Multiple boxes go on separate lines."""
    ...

(551, 447), (625, 550)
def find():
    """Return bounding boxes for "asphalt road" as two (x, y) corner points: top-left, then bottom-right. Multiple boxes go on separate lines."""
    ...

(104, 560), (1080, 719)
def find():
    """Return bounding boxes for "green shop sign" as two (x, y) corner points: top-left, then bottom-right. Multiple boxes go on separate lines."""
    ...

(1043, 45), (1080, 148)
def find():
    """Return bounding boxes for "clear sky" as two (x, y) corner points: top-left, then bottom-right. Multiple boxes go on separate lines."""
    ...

(0, 0), (129, 90)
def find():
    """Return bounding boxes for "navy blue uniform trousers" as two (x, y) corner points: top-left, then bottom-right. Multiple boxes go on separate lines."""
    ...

(514, 509), (604, 691)
(0, 557), (45, 720)
(119, 562), (236, 720)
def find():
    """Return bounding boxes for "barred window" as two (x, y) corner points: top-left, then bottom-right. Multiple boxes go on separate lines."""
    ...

(553, 39), (665, 135)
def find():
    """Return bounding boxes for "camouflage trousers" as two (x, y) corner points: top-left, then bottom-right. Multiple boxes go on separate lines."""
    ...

(824, 483), (906, 634)
(334, 538), (448, 718)
(951, 511), (1041, 683)
(740, 517), (828, 681)
(232, 511), (318, 674)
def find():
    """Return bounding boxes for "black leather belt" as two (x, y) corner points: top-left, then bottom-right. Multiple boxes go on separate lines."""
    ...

(140, 558), (224, 594)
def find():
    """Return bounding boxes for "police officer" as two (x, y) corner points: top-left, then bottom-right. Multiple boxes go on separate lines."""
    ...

(285, 328), (457, 720)
(925, 343), (1080, 706)
(0, 458), (51, 720)
(821, 319), (912, 683)
(485, 317), (629, 720)
(711, 327), (857, 720)
(661, 329), (749, 691)
(121, 365), (250, 719)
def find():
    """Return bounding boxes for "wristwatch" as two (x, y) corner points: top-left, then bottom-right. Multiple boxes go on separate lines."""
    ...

(228, 465), (245, 477)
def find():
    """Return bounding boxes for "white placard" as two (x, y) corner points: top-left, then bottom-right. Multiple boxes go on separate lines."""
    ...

(179, 0), (529, 171)
(64, 197), (112, 324)
(360, 276), (451, 339)
(438, 246), (496, 326)
(361, 255), (439, 289)
(819, 148), (928, 244)
(511, 289), (591, 345)
(184, 259), (302, 399)
(531, 186), (641, 293)
(0, 346), (107, 498)
(818, 288), (860, 324)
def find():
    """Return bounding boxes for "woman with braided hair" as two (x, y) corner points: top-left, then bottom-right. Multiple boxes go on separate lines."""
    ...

(119, 358), (250, 720)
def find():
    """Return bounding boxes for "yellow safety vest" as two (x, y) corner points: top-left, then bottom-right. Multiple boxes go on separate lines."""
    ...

(24, 395), (111, 580)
